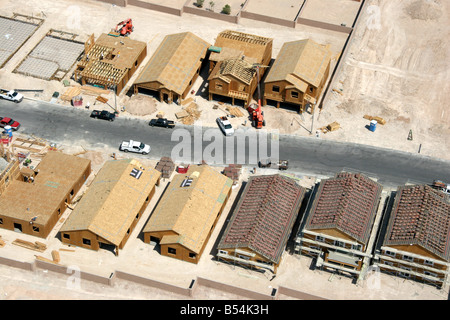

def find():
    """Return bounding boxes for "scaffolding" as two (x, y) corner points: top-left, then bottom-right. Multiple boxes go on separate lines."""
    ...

(373, 246), (450, 289)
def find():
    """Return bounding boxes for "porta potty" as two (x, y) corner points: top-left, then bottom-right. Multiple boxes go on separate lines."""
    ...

(4, 125), (12, 138)
(369, 120), (377, 132)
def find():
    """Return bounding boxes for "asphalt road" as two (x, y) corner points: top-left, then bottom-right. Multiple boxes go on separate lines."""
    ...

(1, 98), (449, 187)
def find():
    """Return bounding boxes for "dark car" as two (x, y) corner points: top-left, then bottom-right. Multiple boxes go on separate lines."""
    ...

(0, 117), (20, 130)
(90, 110), (116, 121)
(149, 118), (175, 129)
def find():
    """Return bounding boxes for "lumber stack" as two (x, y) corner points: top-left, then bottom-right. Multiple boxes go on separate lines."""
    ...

(12, 239), (47, 252)
(96, 96), (108, 104)
(225, 106), (244, 117)
(181, 97), (194, 106)
(363, 115), (386, 125)
(318, 121), (340, 134)
(61, 86), (82, 101)
(81, 85), (110, 96)
(35, 250), (62, 265)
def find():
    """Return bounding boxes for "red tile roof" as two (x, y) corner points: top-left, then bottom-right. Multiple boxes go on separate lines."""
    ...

(217, 174), (305, 263)
(305, 172), (382, 244)
(384, 185), (450, 261)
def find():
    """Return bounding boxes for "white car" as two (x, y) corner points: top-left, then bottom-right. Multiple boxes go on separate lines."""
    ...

(0, 89), (23, 103)
(216, 116), (234, 136)
(119, 140), (151, 155)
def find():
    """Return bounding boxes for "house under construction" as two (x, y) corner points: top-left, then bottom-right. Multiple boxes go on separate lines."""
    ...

(59, 158), (161, 256)
(74, 33), (147, 94)
(0, 151), (91, 239)
(133, 32), (210, 104)
(373, 184), (450, 288)
(295, 172), (383, 278)
(142, 164), (233, 264)
(263, 39), (332, 113)
(208, 30), (273, 107)
(217, 174), (305, 274)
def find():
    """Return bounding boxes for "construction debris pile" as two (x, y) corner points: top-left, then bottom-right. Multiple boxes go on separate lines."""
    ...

(176, 102), (201, 125)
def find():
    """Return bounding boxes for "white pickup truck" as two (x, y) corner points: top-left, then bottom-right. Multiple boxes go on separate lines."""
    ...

(119, 140), (151, 155)
(0, 89), (23, 103)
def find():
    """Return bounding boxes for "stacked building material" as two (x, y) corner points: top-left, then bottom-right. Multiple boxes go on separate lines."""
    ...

(222, 164), (242, 183)
(155, 157), (175, 178)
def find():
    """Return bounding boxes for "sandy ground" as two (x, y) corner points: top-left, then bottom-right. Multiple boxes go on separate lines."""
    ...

(0, 0), (449, 300)
(317, 0), (450, 160)
(244, 0), (304, 20)
(300, 0), (361, 26)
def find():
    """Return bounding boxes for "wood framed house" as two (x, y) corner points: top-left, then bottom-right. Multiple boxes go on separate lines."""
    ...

(373, 185), (450, 288)
(133, 32), (210, 104)
(296, 172), (383, 277)
(263, 39), (332, 113)
(0, 151), (91, 239)
(74, 33), (147, 95)
(142, 165), (233, 264)
(208, 30), (272, 107)
(217, 175), (305, 274)
(59, 159), (161, 256)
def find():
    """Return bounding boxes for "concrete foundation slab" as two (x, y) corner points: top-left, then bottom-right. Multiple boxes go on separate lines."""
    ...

(0, 17), (40, 68)
(14, 35), (84, 81)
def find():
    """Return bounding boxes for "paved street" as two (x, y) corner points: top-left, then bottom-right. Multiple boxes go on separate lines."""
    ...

(1, 98), (449, 187)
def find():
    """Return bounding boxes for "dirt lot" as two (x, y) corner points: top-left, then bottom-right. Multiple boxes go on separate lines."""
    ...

(318, 0), (450, 160)
(0, 0), (449, 300)
(244, 0), (304, 20)
(300, 0), (361, 26)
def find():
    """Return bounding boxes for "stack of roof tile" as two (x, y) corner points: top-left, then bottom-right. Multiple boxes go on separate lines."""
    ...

(222, 164), (242, 183)
(155, 157), (175, 179)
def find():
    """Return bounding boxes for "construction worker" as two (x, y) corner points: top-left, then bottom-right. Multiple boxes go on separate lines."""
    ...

(85, 102), (90, 109)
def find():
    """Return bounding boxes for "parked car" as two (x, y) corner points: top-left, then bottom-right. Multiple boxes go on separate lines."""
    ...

(149, 118), (175, 129)
(216, 116), (234, 136)
(0, 117), (20, 130)
(0, 89), (23, 103)
(119, 140), (151, 155)
(90, 110), (116, 121)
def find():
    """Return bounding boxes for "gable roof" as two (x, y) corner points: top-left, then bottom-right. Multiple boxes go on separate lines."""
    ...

(60, 159), (161, 246)
(0, 151), (91, 226)
(383, 185), (450, 261)
(217, 174), (305, 264)
(134, 32), (210, 95)
(210, 30), (272, 64)
(142, 165), (233, 254)
(304, 172), (382, 244)
(265, 39), (332, 89)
